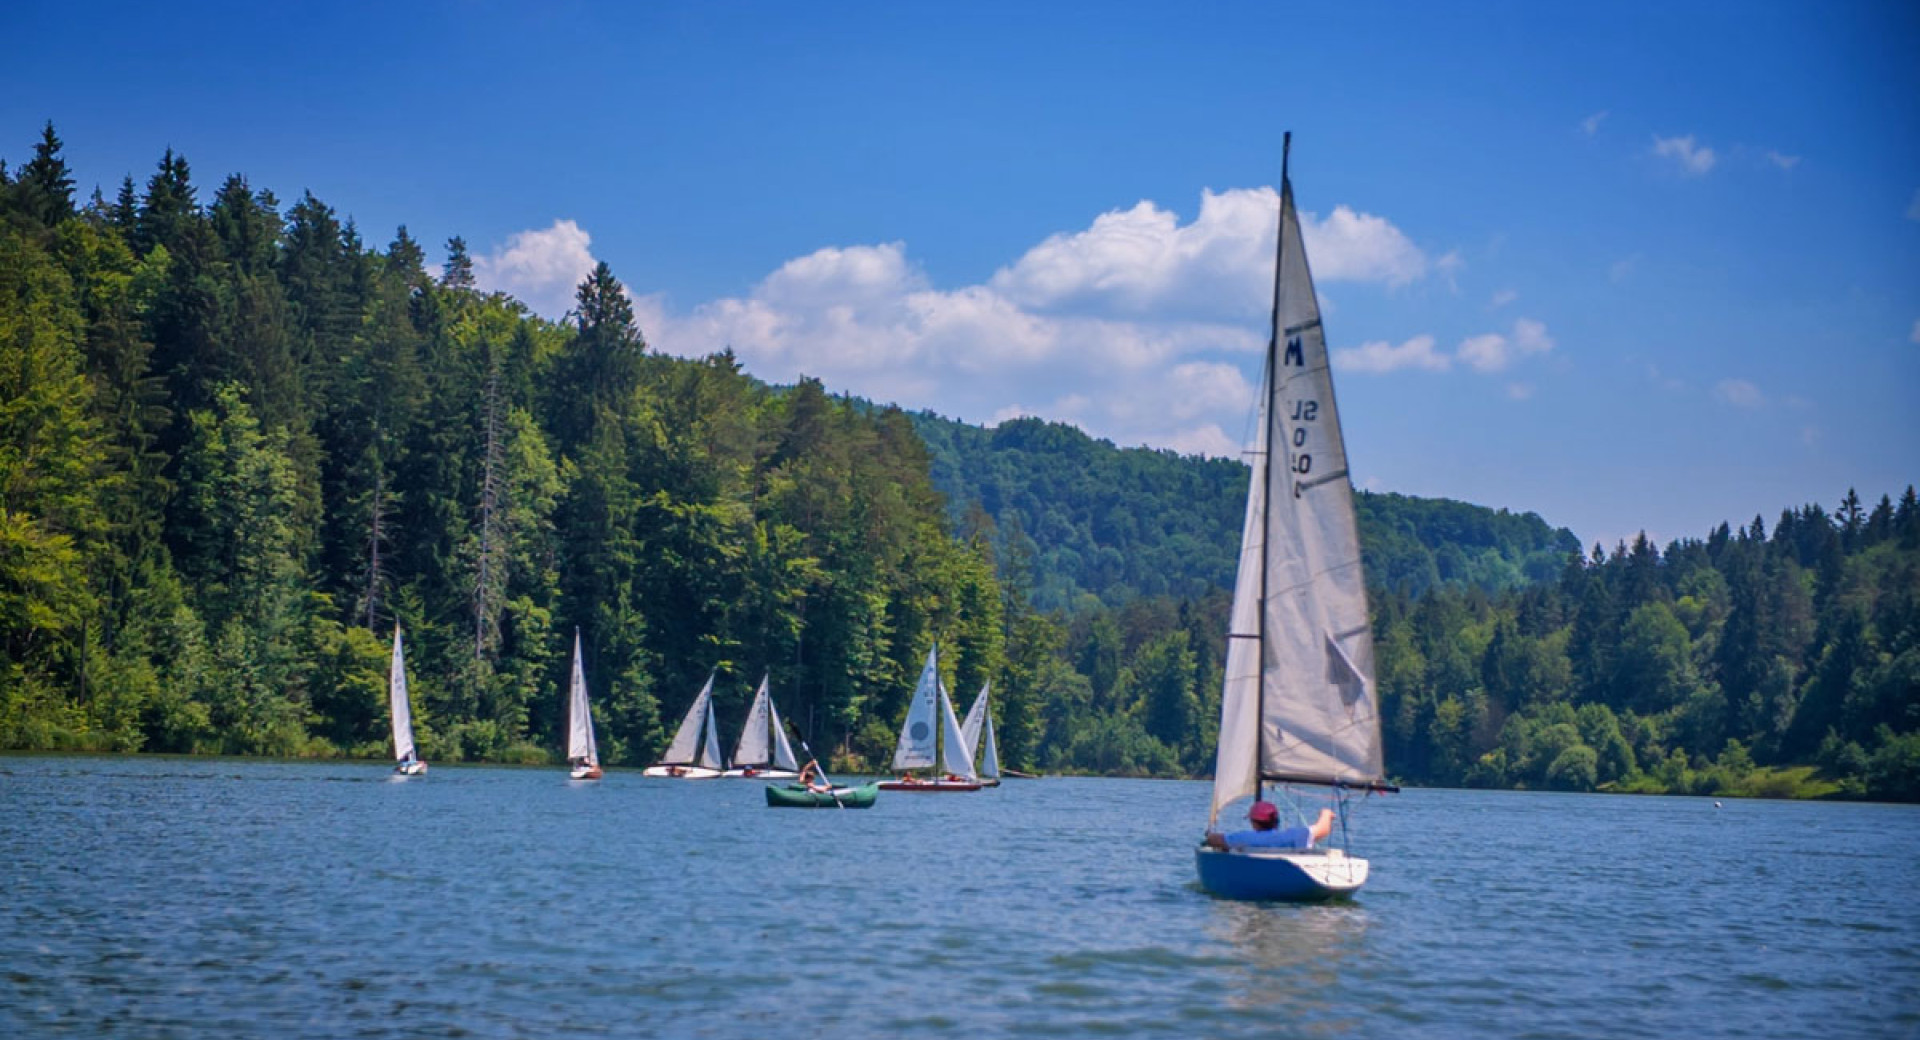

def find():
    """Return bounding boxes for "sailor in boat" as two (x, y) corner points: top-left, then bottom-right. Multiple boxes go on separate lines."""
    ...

(1203, 801), (1336, 851)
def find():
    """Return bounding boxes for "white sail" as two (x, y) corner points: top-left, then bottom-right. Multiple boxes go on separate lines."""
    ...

(1215, 162), (1385, 809)
(767, 693), (800, 772)
(1210, 362), (1270, 826)
(661, 674), (714, 765)
(938, 678), (976, 780)
(389, 626), (417, 763)
(892, 646), (941, 771)
(567, 631), (597, 766)
(732, 676), (772, 767)
(959, 683), (988, 761)
(700, 695), (725, 771)
(978, 699), (1000, 781)
(1261, 167), (1383, 788)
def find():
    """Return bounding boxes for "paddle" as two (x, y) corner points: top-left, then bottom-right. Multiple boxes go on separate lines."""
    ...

(799, 739), (844, 809)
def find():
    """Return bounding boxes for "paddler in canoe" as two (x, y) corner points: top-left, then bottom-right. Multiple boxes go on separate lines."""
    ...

(798, 759), (832, 793)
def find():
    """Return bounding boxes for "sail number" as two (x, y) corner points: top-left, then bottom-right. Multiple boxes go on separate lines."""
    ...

(1288, 399), (1319, 495)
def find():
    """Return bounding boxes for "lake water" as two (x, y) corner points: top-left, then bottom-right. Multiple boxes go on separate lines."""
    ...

(2, 756), (1916, 1039)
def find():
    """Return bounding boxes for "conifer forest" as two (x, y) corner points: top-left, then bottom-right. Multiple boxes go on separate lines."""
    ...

(3, 123), (1914, 799)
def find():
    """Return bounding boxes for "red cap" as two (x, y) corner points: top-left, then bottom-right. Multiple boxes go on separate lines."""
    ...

(1248, 801), (1279, 825)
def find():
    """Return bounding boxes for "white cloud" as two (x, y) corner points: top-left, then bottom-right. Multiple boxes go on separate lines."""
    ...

(482, 190), (1448, 457)
(989, 188), (1431, 319)
(1714, 378), (1767, 408)
(1333, 335), (1450, 374)
(473, 219), (596, 318)
(1906, 189), (1920, 221)
(1581, 111), (1609, 136)
(1765, 150), (1801, 171)
(1610, 257), (1637, 283)
(1652, 134), (1716, 176)
(1506, 383), (1535, 400)
(1910, 318), (1919, 344)
(1490, 288), (1518, 309)
(1457, 317), (1555, 373)
(1435, 250), (1464, 292)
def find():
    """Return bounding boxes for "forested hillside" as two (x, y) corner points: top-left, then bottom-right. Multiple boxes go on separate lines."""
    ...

(0, 124), (1017, 769)
(1377, 502), (1920, 800)
(2, 123), (1913, 800)
(913, 413), (1579, 609)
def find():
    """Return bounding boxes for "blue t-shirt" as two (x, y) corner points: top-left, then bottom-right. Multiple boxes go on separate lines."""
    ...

(1222, 825), (1312, 849)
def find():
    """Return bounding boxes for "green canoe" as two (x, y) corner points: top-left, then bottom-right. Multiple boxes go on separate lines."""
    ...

(765, 781), (880, 808)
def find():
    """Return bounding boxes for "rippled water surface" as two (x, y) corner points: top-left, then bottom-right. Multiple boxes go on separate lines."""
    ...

(3, 755), (1917, 1038)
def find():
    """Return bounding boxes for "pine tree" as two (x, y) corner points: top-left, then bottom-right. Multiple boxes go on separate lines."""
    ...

(16, 121), (76, 228)
(442, 235), (475, 290)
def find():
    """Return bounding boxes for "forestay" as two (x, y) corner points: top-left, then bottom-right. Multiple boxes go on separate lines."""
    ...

(699, 694), (725, 772)
(960, 683), (1000, 780)
(937, 679), (976, 780)
(662, 674), (715, 765)
(1210, 168), (1385, 825)
(566, 632), (598, 766)
(733, 676), (773, 767)
(389, 627), (417, 763)
(892, 647), (941, 771)
(766, 692), (799, 772)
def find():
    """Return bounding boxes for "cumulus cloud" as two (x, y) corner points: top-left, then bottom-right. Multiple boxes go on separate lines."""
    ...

(1652, 134), (1716, 176)
(1333, 335), (1450, 374)
(1335, 318), (1554, 379)
(1765, 150), (1801, 171)
(989, 188), (1431, 319)
(473, 219), (596, 318)
(1457, 318), (1555, 373)
(482, 189), (1447, 456)
(1581, 111), (1609, 136)
(1490, 288), (1518, 309)
(1714, 378), (1767, 408)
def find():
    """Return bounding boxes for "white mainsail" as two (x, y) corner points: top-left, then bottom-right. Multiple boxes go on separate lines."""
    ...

(566, 631), (598, 766)
(978, 698), (1000, 782)
(661, 674), (715, 765)
(1209, 156), (1385, 826)
(732, 676), (773, 767)
(937, 678), (976, 780)
(959, 683), (1000, 780)
(699, 693), (725, 771)
(389, 626), (417, 763)
(767, 689), (800, 772)
(891, 646), (941, 771)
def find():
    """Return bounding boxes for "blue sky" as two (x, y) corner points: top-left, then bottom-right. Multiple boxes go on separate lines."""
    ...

(5, 1), (1916, 549)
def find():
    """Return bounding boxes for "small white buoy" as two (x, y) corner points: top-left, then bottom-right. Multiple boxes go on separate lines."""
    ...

(1714, 801), (1722, 809)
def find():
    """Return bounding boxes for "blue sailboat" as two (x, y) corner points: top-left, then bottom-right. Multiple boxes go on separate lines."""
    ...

(1196, 134), (1396, 901)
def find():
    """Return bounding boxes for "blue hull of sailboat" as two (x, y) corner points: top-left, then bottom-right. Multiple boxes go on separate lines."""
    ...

(1193, 847), (1366, 902)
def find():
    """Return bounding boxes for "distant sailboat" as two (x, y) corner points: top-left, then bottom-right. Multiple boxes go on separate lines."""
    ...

(1195, 134), (1395, 901)
(957, 682), (1001, 787)
(879, 645), (981, 792)
(722, 674), (801, 778)
(566, 630), (603, 780)
(643, 672), (726, 778)
(389, 625), (426, 776)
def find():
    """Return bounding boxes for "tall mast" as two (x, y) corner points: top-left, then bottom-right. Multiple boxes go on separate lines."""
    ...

(1256, 132), (1291, 802)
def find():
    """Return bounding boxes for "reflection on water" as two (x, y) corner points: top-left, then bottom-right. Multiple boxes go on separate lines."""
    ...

(1208, 899), (1373, 1021)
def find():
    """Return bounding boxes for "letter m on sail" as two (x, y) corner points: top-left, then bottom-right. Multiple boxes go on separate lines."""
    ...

(1283, 335), (1304, 368)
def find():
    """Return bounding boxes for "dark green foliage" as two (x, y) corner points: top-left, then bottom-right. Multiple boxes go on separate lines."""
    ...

(914, 412), (1579, 610)
(0, 123), (1912, 800)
